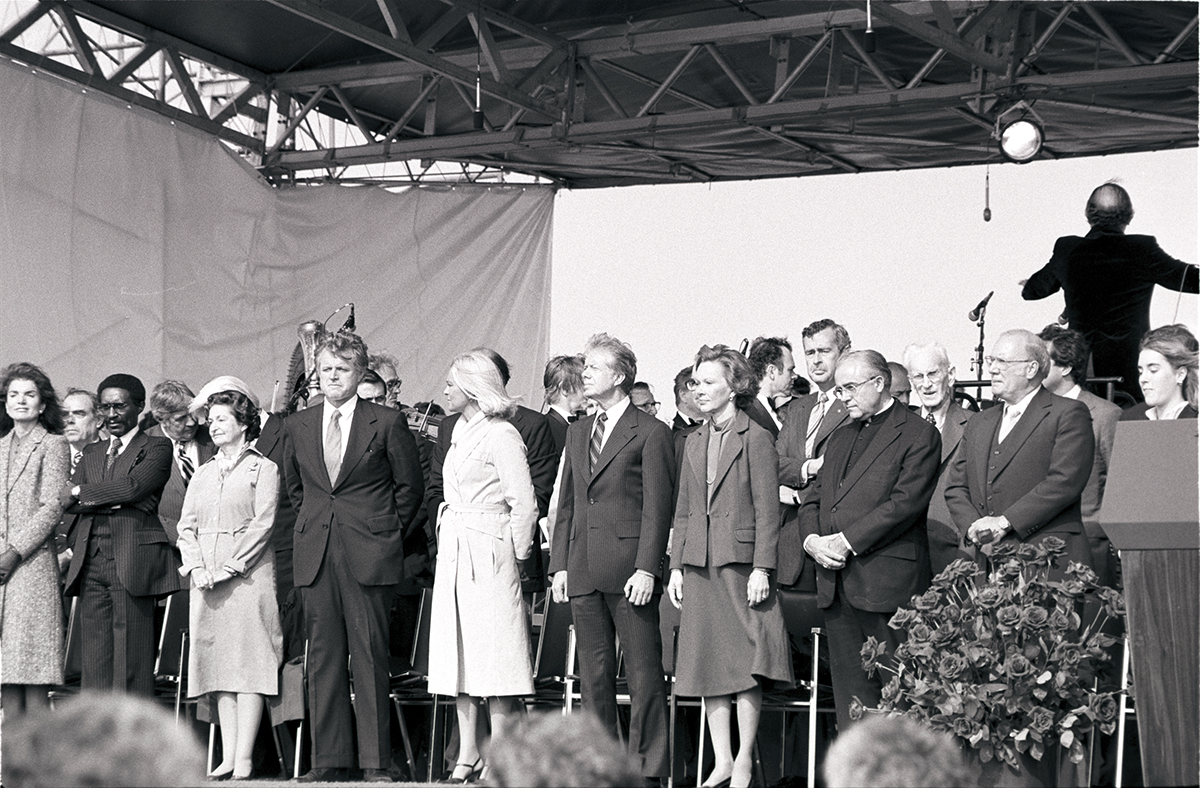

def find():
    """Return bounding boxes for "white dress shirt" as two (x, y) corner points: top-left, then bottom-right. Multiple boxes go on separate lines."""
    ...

(322, 395), (359, 467)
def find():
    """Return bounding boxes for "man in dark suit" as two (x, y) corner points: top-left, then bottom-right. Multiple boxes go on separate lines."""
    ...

(254, 411), (305, 659)
(56, 388), (102, 570)
(542, 354), (586, 456)
(284, 332), (424, 783)
(799, 351), (941, 729)
(145, 380), (216, 546)
(670, 366), (704, 435)
(1022, 183), (1198, 402)
(550, 333), (674, 783)
(902, 343), (975, 576)
(776, 319), (853, 588)
(1038, 325), (1121, 583)
(945, 329), (1095, 576)
(61, 374), (181, 695)
(746, 336), (795, 437)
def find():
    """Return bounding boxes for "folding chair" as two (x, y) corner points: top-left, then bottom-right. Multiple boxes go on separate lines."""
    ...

(388, 588), (440, 781)
(527, 595), (578, 713)
(774, 587), (833, 788)
(153, 590), (191, 721)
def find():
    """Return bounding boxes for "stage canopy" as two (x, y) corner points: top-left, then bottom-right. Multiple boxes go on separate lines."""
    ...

(0, 1), (1195, 189)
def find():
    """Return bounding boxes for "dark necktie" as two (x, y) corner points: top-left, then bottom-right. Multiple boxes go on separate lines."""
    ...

(177, 442), (194, 487)
(925, 413), (936, 426)
(106, 437), (121, 474)
(589, 412), (608, 472)
(71, 450), (83, 473)
(325, 410), (342, 485)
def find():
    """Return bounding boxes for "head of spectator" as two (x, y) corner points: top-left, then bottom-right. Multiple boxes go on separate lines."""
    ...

(357, 369), (389, 405)
(1138, 324), (1199, 414)
(446, 349), (519, 419)
(96, 373), (146, 440)
(903, 343), (956, 417)
(316, 332), (368, 409)
(62, 388), (101, 450)
(368, 351), (403, 408)
(987, 330), (1049, 406)
(582, 333), (637, 409)
(473, 347), (513, 386)
(188, 376), (259, 419)
(630, 381), (660, 417)
(206, 389), (262, 449)
(674, 365), (705, 423)
(0, 362), (64, 438)
(822, 715), (970, 788)
(834, 350), (892, 422)
(790, 376), (812, 398)
(801, 319), (851, 393)
(887, 361), (912, 404)
(1, 692), (205, 787)
(691, 344), (758, 422)
(748, 336), (796, 401)
(411, 401), (445, 417)
(1085, 182), (1134, 232)
(149, 380), (200, 444)
(485, 711), (642, 788)
(1038, 325), (1091, 396)
(544, 354), (586, 417)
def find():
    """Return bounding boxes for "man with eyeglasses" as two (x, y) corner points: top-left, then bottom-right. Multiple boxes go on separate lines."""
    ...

(798, 350), (941, 730)
(945, 329), (1095, 578)
(61, 374), (180, 695)
(146, 380), (216, 546)
(902, 343), (976, 576)
(775, 319), (853, 590)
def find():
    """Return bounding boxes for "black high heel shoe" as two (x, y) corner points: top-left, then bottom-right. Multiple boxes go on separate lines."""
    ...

(440, 757), (483, 784)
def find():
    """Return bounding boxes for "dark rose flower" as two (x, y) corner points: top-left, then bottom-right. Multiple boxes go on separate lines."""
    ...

(998, 558), (1023, 579)
(1030, 707), (1056, 733)
(911, 590), (941, 612)
(881, 676), (902, 703)
(894, 643), (912, 661)
(1066, 561), (1099, 585)
(938, 558), (979, 585)
(848, 696), (866, 721)
(937, 653), (968, 680)
(1016, 542), (1040, 561)
(1098, 587), (1126, 617)
(1049, 609), (1072, 631)
(889, 608), (917, 629)
(1061, 578), (1087, 597)
(930, 624), (956, 646)
(1022, 607), (1050, 629)
(952, 717), (978, 739)
(1052, 642), (1083, 667)
(976, 586), (1003, 609)
(996, 605), (1023, 628)
(1006, 654), (1034, 679)
(860, 637), (888, 672)
(1089, 694), (1118, 724)
(990, 541), (1018, 559)
(941, 604), (962, 624)
(908, 624), (932, 643)
(1039, 535), (1067, 557)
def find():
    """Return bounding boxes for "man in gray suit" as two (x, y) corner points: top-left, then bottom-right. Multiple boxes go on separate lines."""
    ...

(145, 380), (216, 546)
(902, 343), (975, 576)
(550, 333), (674, 783)
(776, 319), (853, 588)
(1038, 325), (1121, 584)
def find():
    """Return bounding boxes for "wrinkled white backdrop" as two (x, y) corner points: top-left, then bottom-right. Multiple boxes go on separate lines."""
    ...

(0, 59), (553, 408)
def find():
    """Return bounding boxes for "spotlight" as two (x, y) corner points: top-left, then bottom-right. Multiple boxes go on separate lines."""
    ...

(998, 119), (1044, 163)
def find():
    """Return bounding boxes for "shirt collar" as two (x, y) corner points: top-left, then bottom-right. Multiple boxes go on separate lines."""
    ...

(113, 425), (140, 452)
(1005, 386), (1040, 416)
(322, 395), (359, 423)
(599, 394), (631, 426)
(550, 403), (574, 422)
(867, 396), (895, 424)
(1062, 384), (1083, 401)
(920, 398), (952, 428)
(1148, 400), (1189, 420)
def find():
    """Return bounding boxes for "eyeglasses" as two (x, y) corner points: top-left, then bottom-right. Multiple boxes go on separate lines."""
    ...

(832, 377), (881, 399)
(909, 369), (944, 385)
(984, 357), (1034, 367)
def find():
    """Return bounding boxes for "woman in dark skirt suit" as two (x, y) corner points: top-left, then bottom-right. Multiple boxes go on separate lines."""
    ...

(668, 345), (793, 788)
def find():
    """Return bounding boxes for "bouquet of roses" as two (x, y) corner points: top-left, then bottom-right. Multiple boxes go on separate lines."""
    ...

(854, 537), (1127, 771)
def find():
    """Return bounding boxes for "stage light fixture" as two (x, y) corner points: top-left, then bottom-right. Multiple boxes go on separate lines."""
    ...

(998, 119), (1044, 163)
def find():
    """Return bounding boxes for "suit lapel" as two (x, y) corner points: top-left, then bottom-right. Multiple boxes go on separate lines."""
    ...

(708, 411), (748, 504)
(941, 407), (969, 464)
(590, 406), (637, 482)
(334, 403), (377, 489)
(813, 398), (849, 451)
(686, 424), (707, 489)
(113, 431), (148, 477)
(833, 406), (903, 505)
(0, 434), (9, 495)
(991, 389), (1052, 478)
(971, 406), (1002, 498)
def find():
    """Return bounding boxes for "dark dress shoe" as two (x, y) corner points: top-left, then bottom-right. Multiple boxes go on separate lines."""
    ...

(362, 769), (393, 783)
(296, 767), (350, 782)
(206, 773), (232, 782)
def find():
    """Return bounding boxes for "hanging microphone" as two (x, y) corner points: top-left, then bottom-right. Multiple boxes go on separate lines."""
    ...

(968, 291), (994, 322)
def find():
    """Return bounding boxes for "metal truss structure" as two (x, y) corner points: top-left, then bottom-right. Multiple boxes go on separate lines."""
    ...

(2, 1), (1196, 189)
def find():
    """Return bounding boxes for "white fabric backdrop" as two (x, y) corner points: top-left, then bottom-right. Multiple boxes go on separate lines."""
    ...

(0, 58), (553, 408)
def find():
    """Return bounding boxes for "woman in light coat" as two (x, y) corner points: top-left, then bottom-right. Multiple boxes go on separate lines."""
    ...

(428, 350), (538, 783)
(0, 362), (70, 718)
(177, 386), (282, 781)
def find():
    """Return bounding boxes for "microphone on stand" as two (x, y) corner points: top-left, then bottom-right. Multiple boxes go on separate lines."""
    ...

(968, 291), (994, 322)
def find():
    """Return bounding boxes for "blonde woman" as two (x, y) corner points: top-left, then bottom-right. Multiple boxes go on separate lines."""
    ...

(427, 350), (538, 783)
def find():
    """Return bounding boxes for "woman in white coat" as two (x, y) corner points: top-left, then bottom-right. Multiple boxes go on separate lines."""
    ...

(427, 350), (538, 783)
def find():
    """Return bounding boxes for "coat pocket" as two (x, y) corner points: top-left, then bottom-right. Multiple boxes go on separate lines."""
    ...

(136, 530), (169, 545)
(368, 514), (400, 534)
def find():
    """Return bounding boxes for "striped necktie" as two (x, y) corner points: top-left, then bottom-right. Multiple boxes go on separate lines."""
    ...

(325, 410), (343, 485)
(106, 437), (121, 474)
(805, 392), (827, 458)
(589, 412), (608, 472)
(177, 442), (194, 487)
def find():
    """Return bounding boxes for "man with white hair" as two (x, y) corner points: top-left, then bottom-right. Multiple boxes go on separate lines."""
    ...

(945, 329), (1095, 574)
(902, 343), (975, 575)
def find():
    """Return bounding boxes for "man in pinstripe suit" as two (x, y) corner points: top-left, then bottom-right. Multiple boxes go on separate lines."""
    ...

(549, 333), (675, 784)
(62, 374), (181, 695)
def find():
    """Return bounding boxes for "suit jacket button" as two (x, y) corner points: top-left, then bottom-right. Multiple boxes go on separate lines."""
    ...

(989, 465), (995, 470)
(330, 494), (336, 500)
(994, 450), (1000, 455)
(831, 506), (837, 513)
(589, 498), (595, 505)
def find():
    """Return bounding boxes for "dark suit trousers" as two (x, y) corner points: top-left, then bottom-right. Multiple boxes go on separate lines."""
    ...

(78, 534), (157, 696)
(301, 532), (392, 769)
(823, 577), (899, 732)
(571, 590), (670, 778)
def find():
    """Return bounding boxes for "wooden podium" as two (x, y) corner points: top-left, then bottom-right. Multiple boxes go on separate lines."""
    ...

(1099, 420), (1199, 787)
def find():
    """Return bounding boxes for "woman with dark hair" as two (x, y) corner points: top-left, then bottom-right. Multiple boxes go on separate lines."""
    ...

(1121, 324), (1199, 421)
(668, 345), (793, 788)
(0, 362), (70, 719)
(176, 384), (282, 780)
